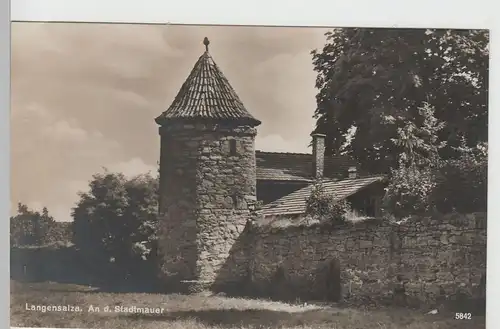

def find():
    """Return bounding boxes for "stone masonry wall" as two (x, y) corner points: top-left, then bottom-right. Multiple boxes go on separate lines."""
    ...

(240, 213), (486, 305)
(158, 124), (199, 281)
(194, 124), (257, 285)
(158, 122), (257, 290)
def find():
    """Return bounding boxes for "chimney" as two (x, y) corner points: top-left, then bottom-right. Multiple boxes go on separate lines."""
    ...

(348, 166), (357, 179)
(311, 133), (326, 179)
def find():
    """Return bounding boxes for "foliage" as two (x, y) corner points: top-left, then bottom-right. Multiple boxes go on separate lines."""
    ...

(381, 104), (447, 218)
(383, 140), (487, 218)
(431, 142), (487, 213)
(312, 28), (488, 218)
(389, 102), (446, 169)
(305, 181), (351, 224)
(10, 203), (55, 246)
(382, 164), (437, 218)
(71, 170), (159, 282)
(44, 222), (73, 245)
(311, 28), (488, 174)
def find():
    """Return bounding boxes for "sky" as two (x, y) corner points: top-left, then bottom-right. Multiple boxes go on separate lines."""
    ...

(11, 23), (330, 222)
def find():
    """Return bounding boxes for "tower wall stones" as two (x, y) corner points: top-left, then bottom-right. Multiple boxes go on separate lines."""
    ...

(157, 122), (257, 290)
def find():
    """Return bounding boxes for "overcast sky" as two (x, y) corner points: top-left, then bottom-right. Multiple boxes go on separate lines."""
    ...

(11, 23), (330, 222)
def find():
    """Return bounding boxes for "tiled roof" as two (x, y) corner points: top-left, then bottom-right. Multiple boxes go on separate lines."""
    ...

(155, 38), (261, 127)
(260, 176), (386, 217)
(256, 151), (358, 182)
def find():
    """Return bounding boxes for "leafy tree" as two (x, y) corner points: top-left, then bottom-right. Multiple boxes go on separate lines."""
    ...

(381, 103), (447, 218)
(311, 28), (488, 174)
(71, 170), (159, 283)
(10, 203), (55, 246)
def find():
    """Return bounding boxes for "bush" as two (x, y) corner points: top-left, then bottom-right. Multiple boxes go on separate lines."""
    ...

(305, 181), (351, 224)
(431, 150), (487, 213)
(383, 146), (487, 218)
(44, 222), (73, 245)
(382, 165), (436, 218)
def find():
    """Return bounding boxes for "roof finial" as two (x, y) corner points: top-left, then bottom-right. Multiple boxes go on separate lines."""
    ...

(203, 37), (210, 52)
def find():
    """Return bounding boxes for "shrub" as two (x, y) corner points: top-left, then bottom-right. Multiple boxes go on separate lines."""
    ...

(383, 144), (487, 218)
(305, 181), (351, 224)
(431, 149), (487, 213)
(382, 165), (436, 218)
(44, 222), (73, 245)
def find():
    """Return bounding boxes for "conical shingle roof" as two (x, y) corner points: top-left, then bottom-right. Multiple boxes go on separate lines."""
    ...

(155, 38), (261, 127)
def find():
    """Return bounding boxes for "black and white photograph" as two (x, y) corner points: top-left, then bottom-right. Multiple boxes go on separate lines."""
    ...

(10, 23), (488, 329)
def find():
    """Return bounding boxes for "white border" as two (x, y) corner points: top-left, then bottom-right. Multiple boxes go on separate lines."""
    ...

(1, 0), (9, 327)
(10, 0), (495, 29)
(6, 1), (499, 329)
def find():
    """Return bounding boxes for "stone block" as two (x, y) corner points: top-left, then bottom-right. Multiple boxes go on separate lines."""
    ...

(359, 240), (373, 249)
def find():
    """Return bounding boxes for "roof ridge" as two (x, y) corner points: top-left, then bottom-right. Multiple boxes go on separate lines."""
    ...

(256, 150), (356, 159)
(320, 175), (386, 183)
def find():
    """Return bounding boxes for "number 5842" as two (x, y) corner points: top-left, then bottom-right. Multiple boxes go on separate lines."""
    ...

(455, 313), (472, 320)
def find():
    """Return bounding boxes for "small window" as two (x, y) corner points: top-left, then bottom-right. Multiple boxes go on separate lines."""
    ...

(229, 139), (237, 155)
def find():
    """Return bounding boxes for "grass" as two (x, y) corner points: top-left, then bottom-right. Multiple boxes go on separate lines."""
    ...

(10, 280), (485, 329)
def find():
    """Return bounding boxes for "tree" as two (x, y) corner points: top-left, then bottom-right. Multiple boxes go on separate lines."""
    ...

(380, 103), (447, 218)
(71, 170), (159, 283)
(10, 203), (55, 246)
(311, 28), (488, 174)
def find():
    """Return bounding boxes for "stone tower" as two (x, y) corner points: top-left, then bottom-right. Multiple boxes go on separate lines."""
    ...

(155, 38), (261, 292)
